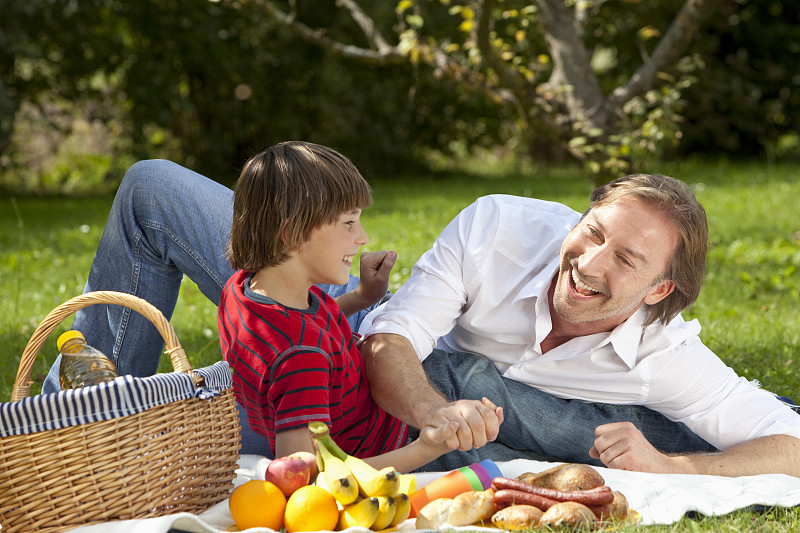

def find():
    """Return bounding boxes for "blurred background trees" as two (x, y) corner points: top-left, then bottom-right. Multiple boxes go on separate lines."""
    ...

(1, 0), (798, 193)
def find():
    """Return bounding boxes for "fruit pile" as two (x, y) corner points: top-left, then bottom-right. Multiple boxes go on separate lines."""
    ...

(228, 421), (415, 532)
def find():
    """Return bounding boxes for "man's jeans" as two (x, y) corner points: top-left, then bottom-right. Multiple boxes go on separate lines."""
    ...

(41, 160), (368, 456)
(416, 349), (717, 471)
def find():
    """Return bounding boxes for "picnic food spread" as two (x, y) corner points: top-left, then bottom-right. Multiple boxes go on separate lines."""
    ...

(228, 422), (632, 531)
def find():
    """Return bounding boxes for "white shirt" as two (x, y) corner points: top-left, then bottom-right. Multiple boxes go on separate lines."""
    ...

(362, 194), (800, 449)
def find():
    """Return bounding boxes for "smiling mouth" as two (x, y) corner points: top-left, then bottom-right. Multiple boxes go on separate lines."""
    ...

(571, 267), (602, 297)
(343, 254), (355, 265)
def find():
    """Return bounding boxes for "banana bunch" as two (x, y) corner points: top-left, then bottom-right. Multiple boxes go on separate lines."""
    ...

(309, 422), (414, 530)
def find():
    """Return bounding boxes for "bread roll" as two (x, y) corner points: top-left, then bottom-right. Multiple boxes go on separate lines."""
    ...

(540, 501), (597, 528)
(517, 463), (605, 491)
(415, 490), (496, 529)
(491, 504), (543, 530)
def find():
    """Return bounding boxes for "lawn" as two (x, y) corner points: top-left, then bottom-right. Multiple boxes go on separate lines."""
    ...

(1, 158), (799, 531)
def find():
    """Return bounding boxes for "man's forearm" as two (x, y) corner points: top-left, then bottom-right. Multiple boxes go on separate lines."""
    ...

(673, 435), (800, 477)
(360, 333), (448, 428)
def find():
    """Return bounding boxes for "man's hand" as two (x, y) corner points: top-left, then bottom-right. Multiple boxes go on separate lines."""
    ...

(589, 422), (674, 473)
(591, 422), (800, 477)
(422, 397), (504, 451)
(355, 250), (396, 307)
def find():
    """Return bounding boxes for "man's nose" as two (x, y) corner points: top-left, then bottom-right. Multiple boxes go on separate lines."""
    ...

(578, 244), (610, 274)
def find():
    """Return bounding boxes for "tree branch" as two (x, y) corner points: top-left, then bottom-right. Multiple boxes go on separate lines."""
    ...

(606, 0), (718, 110)
(335, 0), (394, 56)
(256, 0), (406, 65)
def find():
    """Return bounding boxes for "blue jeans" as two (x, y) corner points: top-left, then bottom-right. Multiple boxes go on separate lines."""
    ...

(42, 160), (370, 456)
(416, 350), (717, 472)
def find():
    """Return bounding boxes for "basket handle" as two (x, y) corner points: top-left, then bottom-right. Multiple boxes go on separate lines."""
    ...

(11, 291), (197, 401)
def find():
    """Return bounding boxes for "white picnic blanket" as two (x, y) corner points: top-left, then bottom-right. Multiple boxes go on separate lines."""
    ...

(67, 455), (800, 532)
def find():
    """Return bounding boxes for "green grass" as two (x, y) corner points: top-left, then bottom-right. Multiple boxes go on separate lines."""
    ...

(1, 158), (800, 530)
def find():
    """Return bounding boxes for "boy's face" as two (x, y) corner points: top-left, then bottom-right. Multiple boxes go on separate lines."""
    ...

(295, 208), (369, 286)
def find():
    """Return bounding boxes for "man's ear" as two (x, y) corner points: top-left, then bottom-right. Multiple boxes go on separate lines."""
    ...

(644, 279), (675, 305)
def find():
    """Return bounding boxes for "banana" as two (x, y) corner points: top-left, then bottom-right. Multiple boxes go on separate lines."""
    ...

(338, 496), (380, 530)
(371, 496), (397, 531)
(390, 493), (411, 526)
(346, 455), (401, 497)
(398, 473), (417, 495)
(312, 425), (359, 505)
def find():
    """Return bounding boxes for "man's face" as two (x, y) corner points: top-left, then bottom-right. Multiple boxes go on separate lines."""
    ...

(551, 196), (678, 330)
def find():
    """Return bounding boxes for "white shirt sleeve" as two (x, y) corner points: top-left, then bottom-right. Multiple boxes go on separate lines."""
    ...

(361, 199), (491, 360)
(644, 335), (800, 449)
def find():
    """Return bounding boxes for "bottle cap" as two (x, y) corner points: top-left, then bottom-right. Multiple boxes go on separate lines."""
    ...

(57, 330), (86, 351)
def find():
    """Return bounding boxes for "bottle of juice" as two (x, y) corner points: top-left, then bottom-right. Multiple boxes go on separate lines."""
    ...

(57, 330), (119, 389)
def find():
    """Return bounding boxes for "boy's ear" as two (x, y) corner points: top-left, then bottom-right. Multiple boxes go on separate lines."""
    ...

(281, 221), (302, 252)
(280, 222), (289, 244)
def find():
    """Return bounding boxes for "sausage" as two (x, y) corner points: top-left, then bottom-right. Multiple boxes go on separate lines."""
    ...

(492, 489), (559, 511)
(492, 477), (614, 506)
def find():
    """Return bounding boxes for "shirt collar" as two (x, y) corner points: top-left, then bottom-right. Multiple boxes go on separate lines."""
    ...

(606, 307), (649, 368)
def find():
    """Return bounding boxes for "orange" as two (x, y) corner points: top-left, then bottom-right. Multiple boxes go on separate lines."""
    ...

(229, 479), (286, 530)
(284, 485), (339, 533)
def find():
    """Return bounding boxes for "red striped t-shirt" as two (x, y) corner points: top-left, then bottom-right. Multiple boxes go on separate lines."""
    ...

(218, 270), (408, 457)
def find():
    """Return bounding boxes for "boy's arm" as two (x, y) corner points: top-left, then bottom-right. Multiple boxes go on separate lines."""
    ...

(272, 421), (455, 473)
(335, 251), (396, 317)
(275, 427), (317, 459)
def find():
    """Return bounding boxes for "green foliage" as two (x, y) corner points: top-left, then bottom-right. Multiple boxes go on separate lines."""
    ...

(3, 0), (799, 189)
(679, 0), (800, 161)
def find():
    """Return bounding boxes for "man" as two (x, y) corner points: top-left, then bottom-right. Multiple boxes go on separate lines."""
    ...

(359, 174), (800, 476)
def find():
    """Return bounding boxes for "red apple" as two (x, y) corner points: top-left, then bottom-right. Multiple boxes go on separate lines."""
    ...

(288, 451), (318, 480)
(265, 455), (313, 497)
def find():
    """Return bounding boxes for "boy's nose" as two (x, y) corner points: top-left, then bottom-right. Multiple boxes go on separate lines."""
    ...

(356, 225), (369, 246)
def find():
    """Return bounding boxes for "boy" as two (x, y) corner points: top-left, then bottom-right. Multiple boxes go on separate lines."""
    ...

(218, 141), (501, 471)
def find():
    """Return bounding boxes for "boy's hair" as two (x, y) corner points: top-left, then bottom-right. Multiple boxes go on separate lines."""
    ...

(227, 141), (372, 271)
(587, 173), (708, 327)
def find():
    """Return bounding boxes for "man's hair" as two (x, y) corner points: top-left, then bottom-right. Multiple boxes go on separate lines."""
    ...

(227, 141), (372, 271)
(588, 173), (708, 326)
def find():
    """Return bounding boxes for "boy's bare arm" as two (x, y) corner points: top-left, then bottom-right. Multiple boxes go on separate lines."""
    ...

(335, 251), (396, 317)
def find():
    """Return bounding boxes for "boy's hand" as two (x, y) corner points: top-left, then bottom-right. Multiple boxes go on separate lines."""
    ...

(355, 250), (396, 307)
(419, 420), (461, 455)
(419, 397), (503, 454)
(422, 397), (504, 451)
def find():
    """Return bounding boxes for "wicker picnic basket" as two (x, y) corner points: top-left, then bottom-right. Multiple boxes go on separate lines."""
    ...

(0, 291), (240, 533)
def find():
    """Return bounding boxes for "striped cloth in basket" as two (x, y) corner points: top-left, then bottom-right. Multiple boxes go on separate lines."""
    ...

(0, 361), (232, 437)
